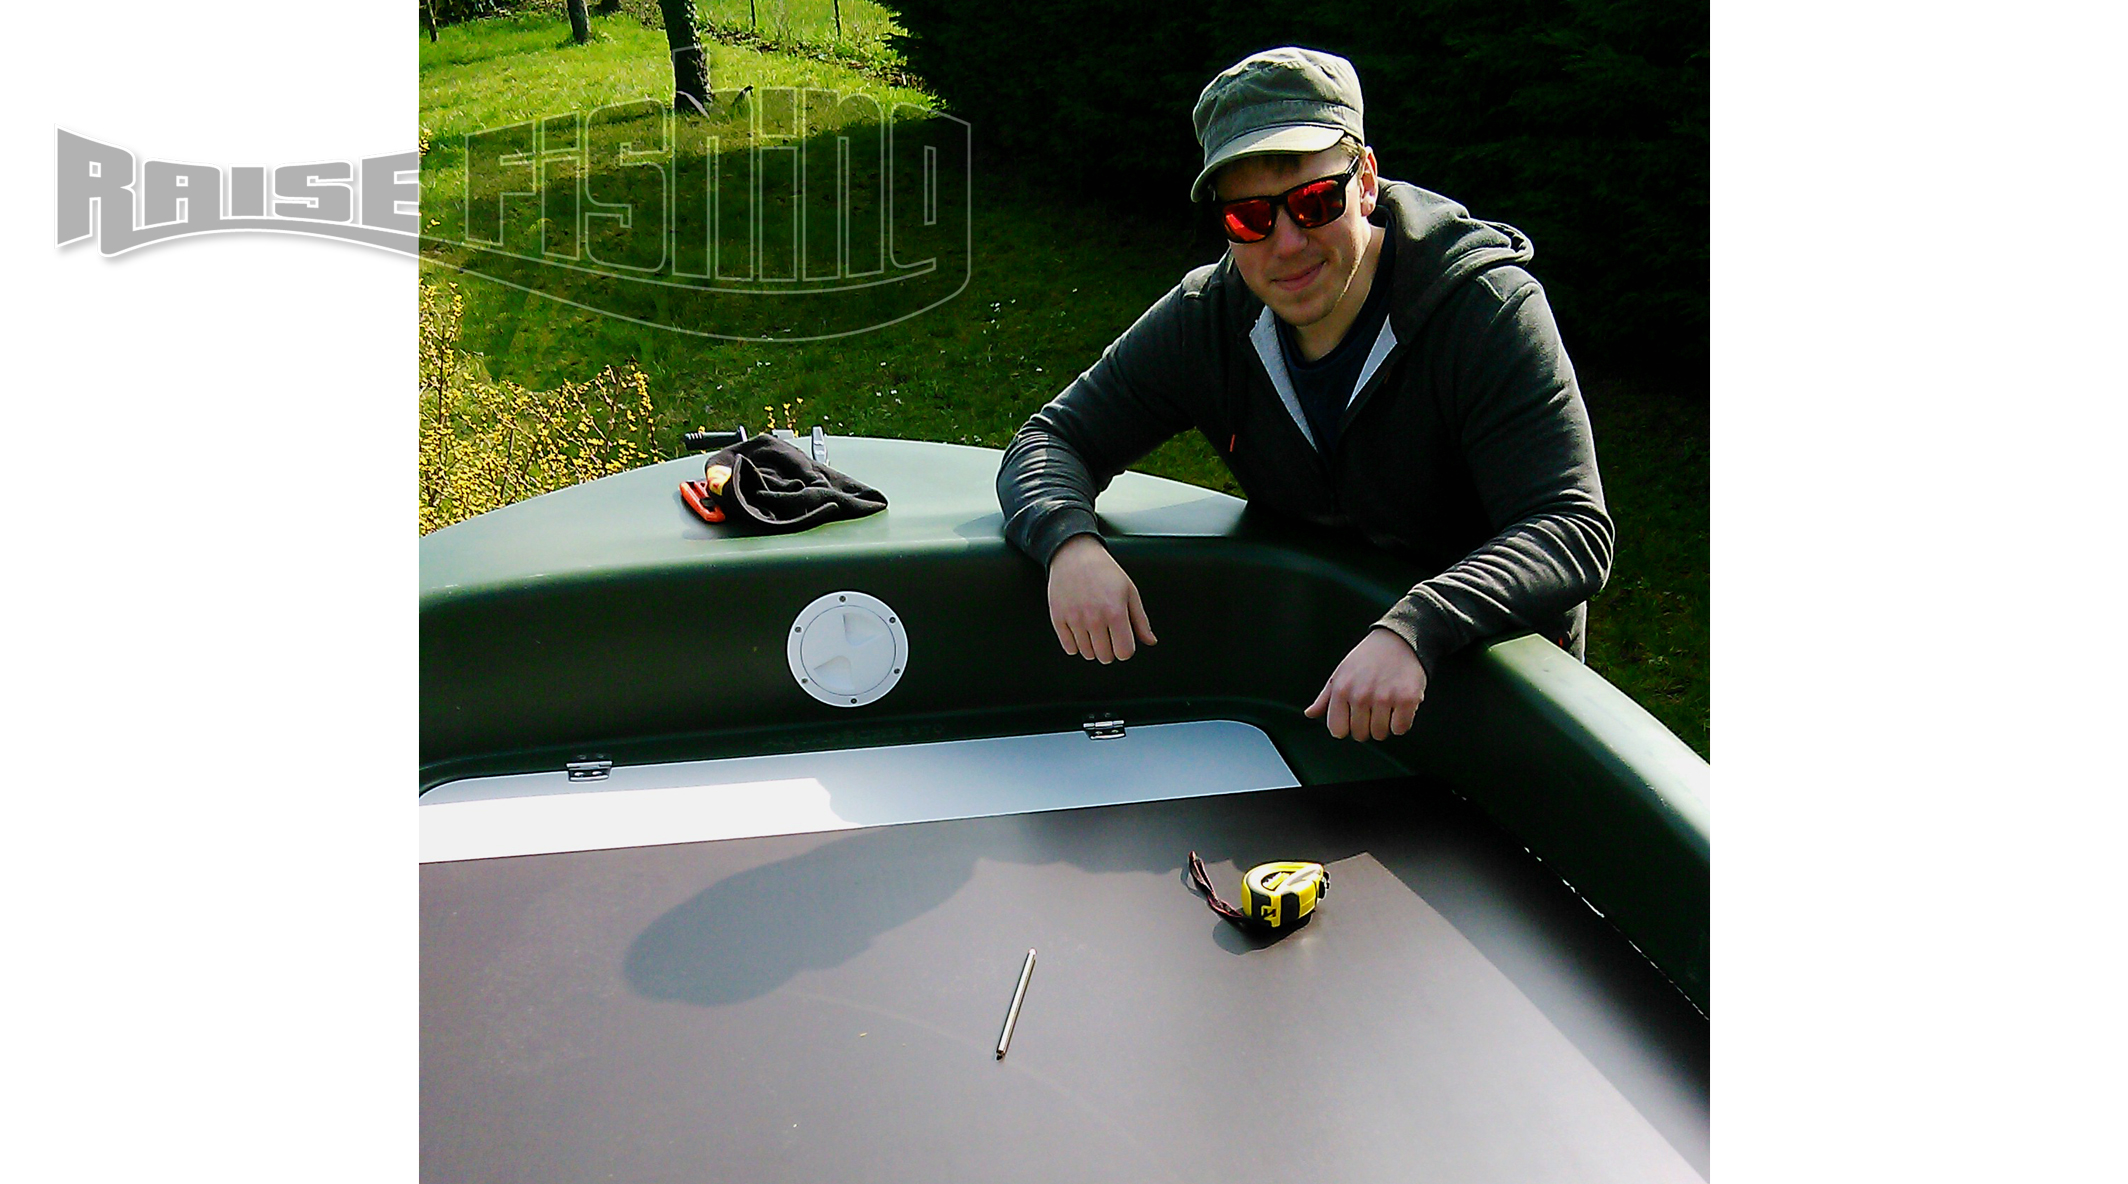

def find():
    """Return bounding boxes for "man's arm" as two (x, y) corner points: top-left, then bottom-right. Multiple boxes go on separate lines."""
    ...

(1304, 272), (1610, 741)
(1305, 626), (1428, 741)
(1375, 272), (1616, 675)
(998, 278), (1214, 660)
(1046, 533), (1157, 663)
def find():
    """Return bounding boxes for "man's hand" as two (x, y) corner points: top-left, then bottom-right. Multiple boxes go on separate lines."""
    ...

(1305, 627), (1428, 741)
(1046, 534), (1157, 664)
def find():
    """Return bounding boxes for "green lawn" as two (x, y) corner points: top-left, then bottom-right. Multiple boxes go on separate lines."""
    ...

(418, 11), (1710, 758)
(1580, 378), (1709, 756)
(695, 0), (904, 51)
(541, 0), (912, 78)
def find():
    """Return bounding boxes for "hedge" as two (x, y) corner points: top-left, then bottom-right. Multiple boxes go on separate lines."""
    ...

(883, 0), (1706, 380)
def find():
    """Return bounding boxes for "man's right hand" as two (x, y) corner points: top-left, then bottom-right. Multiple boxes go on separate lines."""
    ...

(1046, 534), (1157, 664)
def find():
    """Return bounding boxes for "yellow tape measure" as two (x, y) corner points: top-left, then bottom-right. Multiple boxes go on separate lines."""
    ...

(1241, 861), (1330, 929)
(1188, 852), (1330, 931)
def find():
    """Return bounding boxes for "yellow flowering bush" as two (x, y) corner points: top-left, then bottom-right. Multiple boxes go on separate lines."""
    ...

(419, 282), (664, 534)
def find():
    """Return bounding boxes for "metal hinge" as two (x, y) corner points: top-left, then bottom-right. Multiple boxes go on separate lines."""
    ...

(566, 758), (613, 782)
(1082, 717), (1126, 740)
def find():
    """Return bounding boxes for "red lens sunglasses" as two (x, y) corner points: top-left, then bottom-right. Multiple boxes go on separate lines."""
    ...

(1215, 157), (1363, 244)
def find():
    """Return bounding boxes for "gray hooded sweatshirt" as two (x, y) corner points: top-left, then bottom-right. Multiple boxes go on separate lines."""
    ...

(996, 180), (1614, 674)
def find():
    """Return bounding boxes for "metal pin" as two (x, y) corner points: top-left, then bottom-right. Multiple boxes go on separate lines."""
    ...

(995, 949), (1036, 1060)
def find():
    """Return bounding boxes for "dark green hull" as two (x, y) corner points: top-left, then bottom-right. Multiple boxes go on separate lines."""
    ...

(421, 436), (1708, 1008)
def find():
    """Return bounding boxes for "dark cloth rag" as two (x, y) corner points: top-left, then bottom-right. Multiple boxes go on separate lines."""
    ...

(685, 435), (887, 533)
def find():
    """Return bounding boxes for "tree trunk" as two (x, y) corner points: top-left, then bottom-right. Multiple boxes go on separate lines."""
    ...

(658, 0), (711, 116)
(421, 0), (438, 43)
(567, 0), (591, 44)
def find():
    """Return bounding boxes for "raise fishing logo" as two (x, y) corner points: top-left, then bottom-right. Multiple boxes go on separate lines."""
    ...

(55, 90), (972, 341)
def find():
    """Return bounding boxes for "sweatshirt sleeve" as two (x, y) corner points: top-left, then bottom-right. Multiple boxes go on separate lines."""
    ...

(996, 280), (1208, 566)
(1372, 274), (1615, 673)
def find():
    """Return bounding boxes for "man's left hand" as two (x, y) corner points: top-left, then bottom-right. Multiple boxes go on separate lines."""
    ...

(1304, 627), (1428, 741)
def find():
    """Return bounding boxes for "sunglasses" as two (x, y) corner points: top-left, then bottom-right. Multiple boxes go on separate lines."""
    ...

(1215, 157), (1363, 244)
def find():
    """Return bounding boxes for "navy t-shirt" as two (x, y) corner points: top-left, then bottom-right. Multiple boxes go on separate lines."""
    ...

(1276, 233), (1395, 456)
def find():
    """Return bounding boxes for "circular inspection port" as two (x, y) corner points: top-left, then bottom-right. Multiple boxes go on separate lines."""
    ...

(787, 591), (908, 707)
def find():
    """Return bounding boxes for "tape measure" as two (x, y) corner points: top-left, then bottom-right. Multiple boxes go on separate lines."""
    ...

(1187, 851), (1329, 931)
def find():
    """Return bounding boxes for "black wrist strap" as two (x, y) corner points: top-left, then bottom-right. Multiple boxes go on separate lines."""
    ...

(1187, 851), (1251, 923)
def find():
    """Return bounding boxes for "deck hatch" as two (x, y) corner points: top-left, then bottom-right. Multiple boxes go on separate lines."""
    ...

(420, 719), (1300, 863)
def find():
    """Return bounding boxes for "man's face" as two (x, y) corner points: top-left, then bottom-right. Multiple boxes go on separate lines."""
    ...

(1213, 145), (1380, 330)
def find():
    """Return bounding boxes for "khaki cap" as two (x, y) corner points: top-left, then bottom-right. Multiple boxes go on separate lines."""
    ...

(1190, 47), (1366, 202)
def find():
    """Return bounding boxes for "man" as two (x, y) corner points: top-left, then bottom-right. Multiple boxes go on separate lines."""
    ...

(996, 47), (1613, 743)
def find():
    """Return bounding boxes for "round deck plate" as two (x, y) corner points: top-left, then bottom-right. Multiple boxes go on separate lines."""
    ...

(787, 591), (908, 707)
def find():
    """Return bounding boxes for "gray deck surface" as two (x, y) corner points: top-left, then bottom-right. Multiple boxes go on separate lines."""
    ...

(422, 778), (1708, 1182)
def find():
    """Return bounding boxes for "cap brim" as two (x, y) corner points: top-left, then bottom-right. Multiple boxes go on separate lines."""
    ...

(1190, 124), (1347, 202)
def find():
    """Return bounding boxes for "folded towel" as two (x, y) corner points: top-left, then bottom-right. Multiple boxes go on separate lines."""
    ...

(680, 435), (887, 533)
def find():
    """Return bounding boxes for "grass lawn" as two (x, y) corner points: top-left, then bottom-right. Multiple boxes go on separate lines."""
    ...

(694, 0), (904, 54)
(1580, 378), (1709, 756)
(419, 11), (1710, 758)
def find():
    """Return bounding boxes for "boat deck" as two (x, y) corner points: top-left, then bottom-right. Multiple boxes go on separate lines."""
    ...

(422, 775), (1707, 1180)
(421, 436), (1709, 1179)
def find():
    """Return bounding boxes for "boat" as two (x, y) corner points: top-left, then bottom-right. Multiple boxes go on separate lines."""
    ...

(419, 433), (1710, 1180)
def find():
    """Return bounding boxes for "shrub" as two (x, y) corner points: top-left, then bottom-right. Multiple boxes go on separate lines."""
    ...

(882, 0), (1706, 379)
(419, 282), (664, 533)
